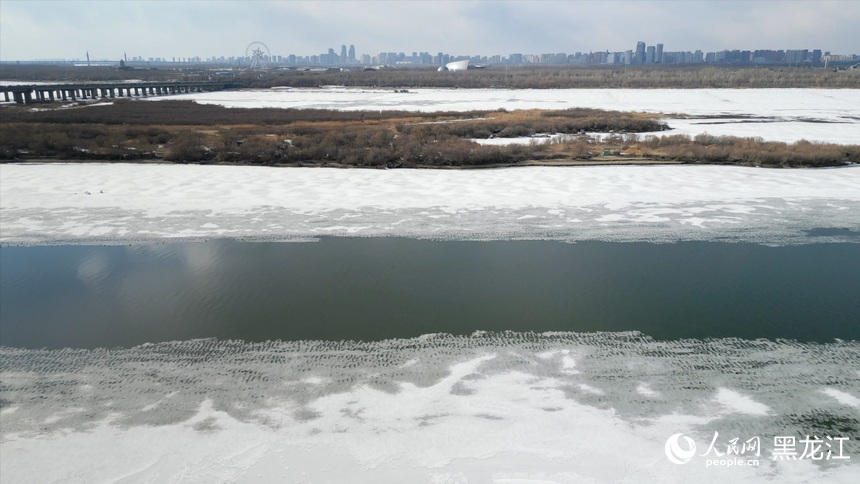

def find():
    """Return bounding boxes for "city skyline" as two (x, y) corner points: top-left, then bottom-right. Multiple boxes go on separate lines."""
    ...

(1, 0), (859, 62)
(111, 41), (850, 69)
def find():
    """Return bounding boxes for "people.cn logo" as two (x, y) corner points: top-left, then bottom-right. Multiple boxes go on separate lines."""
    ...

(665, 433), (697, 464)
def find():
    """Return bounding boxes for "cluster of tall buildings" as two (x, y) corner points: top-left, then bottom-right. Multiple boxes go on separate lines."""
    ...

(114, 41), (858, 68)
(258, 40), (856, 67)
(316, 44), (356, 65)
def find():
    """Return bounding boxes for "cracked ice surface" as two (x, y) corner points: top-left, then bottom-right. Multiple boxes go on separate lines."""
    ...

(1, 334), (859, 482)
(2, 163), (859, 246)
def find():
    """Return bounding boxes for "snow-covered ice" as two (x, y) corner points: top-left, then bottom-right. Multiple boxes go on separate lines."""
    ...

(2, 334), (858, 483)
(160, 87), (860, 144)
(2, 163), (858, 246)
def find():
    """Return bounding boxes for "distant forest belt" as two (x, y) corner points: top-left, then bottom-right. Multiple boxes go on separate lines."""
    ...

(1, 100), (858, 168)
(246, 65), (860, 90)
(1, 64), (859, 89)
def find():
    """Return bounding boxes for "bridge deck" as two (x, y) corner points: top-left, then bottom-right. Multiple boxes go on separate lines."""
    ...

(0, 81), (230, 105)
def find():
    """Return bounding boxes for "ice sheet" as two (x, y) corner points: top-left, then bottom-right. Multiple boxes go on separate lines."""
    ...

(1, 333), (858, 483)
(159, 87), (860, 144)
(2, 163), (858, 246)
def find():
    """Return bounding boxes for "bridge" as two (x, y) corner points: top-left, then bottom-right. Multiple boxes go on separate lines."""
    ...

(0, 81), (231, 105)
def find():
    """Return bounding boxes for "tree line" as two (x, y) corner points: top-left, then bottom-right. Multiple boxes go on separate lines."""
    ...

(2, 64), (857, 89)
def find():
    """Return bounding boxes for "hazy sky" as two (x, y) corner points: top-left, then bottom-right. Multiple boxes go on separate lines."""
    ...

(1, 0), (858, 61)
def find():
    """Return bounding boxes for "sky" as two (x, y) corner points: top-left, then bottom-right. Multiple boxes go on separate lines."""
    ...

(1, 0), (858, 61)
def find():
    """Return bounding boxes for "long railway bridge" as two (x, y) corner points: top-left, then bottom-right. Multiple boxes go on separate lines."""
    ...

(0, 81), (233, 105)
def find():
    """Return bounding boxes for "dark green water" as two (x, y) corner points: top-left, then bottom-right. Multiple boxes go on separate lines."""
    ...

(1, 239), (858, 349)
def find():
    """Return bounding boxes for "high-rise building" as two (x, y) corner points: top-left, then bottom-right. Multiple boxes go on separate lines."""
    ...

(785, 49), (809, 64)
(635, 41), (646, 64)
(348, 45), (355, 61)
(655, 43), (664, 63)
(811, 49), (822, 64)
(646, 45), (656, 63)
(340, 45), (347, 62)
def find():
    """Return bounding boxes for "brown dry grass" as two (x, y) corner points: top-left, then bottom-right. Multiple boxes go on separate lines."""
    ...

(1, 100), (856, 167)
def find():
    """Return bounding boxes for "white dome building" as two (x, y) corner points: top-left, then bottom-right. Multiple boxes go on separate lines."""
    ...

(444, 60), (470, 71)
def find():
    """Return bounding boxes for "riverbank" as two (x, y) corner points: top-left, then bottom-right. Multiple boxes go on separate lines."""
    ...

(3, 157), (684, 168)
(3, 100), (858, 168)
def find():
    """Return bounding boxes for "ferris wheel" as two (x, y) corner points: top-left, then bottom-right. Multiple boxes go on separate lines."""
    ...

(245, 41), (271, 70)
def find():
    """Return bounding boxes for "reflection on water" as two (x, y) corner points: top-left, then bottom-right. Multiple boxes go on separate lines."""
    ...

(1, 238), (858, 349)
